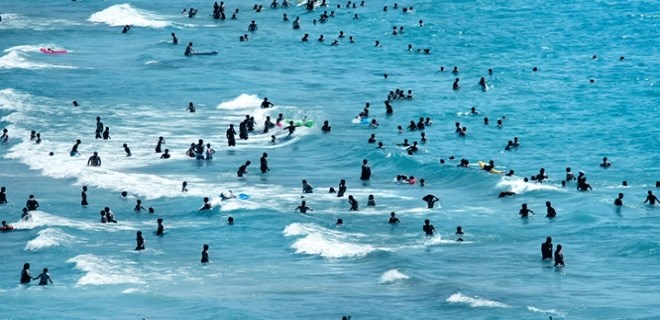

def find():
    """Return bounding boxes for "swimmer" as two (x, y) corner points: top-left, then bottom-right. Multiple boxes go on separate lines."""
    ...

(292, 17), (301, 29)
(554, 244), (565, 267)
(505, 170), (515, 177)
(318, 34), (324, 42)
(295, 200), (313, 214)
(200, 244), (210, 263)
(541, 237), (553, 260)
(479, 77), (487, 90)
(302, 179), (314, 193)
(199, 197), (212, 211)
(260, 97), (274, 109)
(123, 143), (132, 157)
(422, 194), (439, 208)
(20, 263), (32, 284)
(186, 102), (196, 112)
(133, 199), (146, 212)
(171, 32), (178, 44)
(369, 119), (379, 128)
(367, 194), (376, 206)
(512, 137), (520, 147)
(360, 159), (371, 180)
(160, 149), (171, 159)
(545, 201), (557, 218)
(81, 186), (88, 206)
(600, 157), (611, 168)
(302, 34), (309, 41)
(21, 208), (31, 221)
(184, 42), (195, 56)
(122, 25), (130, 33)
(1, 220), (13, 231)
(422, 219), (435, 236)
(155, 218), (165, 235)
(321, 120), (331, 132)
(498, 191), (516, 198)
(484, 117), (489, 125)
(237, 161), (251, 177)
(228, 216), (234, 225)
(453, 77), (461, 89)
(367, 134), (377, 144)
(26, 195), (39, 211)
(577, 177), (592, 191)
(70, 139), (81, 157)
(406, 141), (418, 155)
(220, 191), (236, 201)
(388, 212), (400, 224)
(643, 190), (659, 206)
(565, 167), (576, 181)
(34, 268), (53, 285)
(135, 231), (145, 251)
(535, 168), (548, 183)
(614, 193), (623, 206)
(497, 119), (503, 128)
(374, 40), (381, 47)
(348, 195), (358, 211)
(270, 135), (276, 143)
(519, 203), (534, 217)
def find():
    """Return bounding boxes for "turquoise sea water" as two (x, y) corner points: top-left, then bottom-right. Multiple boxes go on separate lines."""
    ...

(1, 1), (659, 319)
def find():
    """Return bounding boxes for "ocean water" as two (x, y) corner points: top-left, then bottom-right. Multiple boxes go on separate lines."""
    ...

(1, 1), (659, 319)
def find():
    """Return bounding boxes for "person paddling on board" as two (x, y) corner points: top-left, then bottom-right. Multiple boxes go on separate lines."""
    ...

(482, 160), (496, 172)
(185, 42), (195, 56)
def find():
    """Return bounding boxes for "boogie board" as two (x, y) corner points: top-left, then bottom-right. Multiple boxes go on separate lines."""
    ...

(478, 161), (504, 174)
(192, 51), (218, 56)
(238, 193), (251, 200)
(40, 48), (68, 54)
(283, 119), (314, 128)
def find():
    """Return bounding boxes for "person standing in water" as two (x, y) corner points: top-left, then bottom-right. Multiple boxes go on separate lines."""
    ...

(541, 237), (553, 260)
(95, 117), (104, 139)
(643, 190), (659, 206)
(0, 186), (7, 204)
(422, 219), (435, 235)
(81, 186), (88, 206)
(614, 193), (624, 206)
(171, 32), (178, 44)
(348, 195), (358, 211)
(545, 201), (556, 218)
(519, 203), (534, 217)
(26, 195), (39, 211)
(237, 161), (251, 177)
(388, 212), (400, 224)
(422, 194), (439, 208)
(260, 152), (270, 173)
(155, 137), (165, 153)
(20, 263), (32, 284)
(155, 218), (165, 236)
(360, 159), (371, 181)
(70, 139), (81, 156)
(34, 268), (53, 285)
(295, 200), (313, 213)
(201, 244), (210, 263)
(135, 231), (145, 251)
(554, 244), (565, 267)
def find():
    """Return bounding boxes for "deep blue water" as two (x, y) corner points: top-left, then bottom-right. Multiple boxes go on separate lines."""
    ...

(1, 1), (659, 319)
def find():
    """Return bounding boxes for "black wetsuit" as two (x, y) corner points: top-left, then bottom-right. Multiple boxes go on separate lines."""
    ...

(541, 242), (553, 260)
(155, 140), (164, 153)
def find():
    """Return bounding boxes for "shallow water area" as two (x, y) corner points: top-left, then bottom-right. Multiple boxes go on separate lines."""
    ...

(1, 0), (659, 319)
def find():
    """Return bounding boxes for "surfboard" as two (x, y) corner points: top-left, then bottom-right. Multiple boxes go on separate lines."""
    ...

(40, 48), (68, 54)
(283, 119), (314, 128)
(238, 193), (251, 200)
(478, 161), (504, 174)
(192, 51), (218, 56)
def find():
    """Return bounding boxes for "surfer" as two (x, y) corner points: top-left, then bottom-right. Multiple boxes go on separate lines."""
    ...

(185, 42), (194, 56)
(155, 218), (164, 236)
(135, 231), (145, 251)
(70, 139), (81, 156)
(260, 153), (270, 173)
(482, 160), (496, 172)
(26, 195), (39, 211)
(237, 161), (251, 177)
(133, 199), (146, 212)
(422, 219), (435, 236)
(95, 117), (103, 139)
(422, 194), (439, 208)
(34, 268), (53, 285)
(0, 186), (6, 204)
(295, 200), (313, 213)
(171, 32), (178, 44)
(20, 263), (32, 284)
(201, 244), (209, 263)
(600, 157), (611, 168)
(519, 203), (534, 217)
(541, 237), (553, 260)
(186, 102), (196, 112)
(643, 190), (659, 206)
(226, 124), (237, 146)
(348, 195), (358, 211)
(80, 186), (88, 206)
(360, 159), (371, 180)
(260, 97), (274, 109)
(388, 212), (400, 224)
(554, 244), (565, 267)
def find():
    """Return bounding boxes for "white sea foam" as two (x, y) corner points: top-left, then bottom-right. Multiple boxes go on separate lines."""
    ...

(24, 228), (75, 251)
(89, 4), (171, 28)
(446, 293), (510, 308)
(378, 269), (410, 283)
(67, 254), (144, 286)
(496, 176), (561, 194)
(0, 13), (83, 31)
(0, 45), (76, 70)
(283, 223), (385, 258)
(12, 210), (133, 232)
(527, 306), (565, 317)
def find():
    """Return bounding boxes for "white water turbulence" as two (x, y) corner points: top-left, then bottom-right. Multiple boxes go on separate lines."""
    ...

(24, 228), (76, 251)
(378, 269), (410, 283)
(0, 45), (76, 70)
(88, 4), (171, 28)
(283, 223), (385, 259)
(66, 254), (144, 286)
(446, 293), (511, 308)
